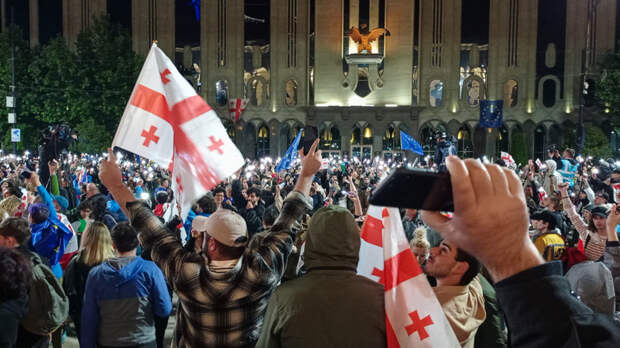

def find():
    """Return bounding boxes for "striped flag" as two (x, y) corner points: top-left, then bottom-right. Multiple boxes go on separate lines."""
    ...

(358, 205), (459, 347)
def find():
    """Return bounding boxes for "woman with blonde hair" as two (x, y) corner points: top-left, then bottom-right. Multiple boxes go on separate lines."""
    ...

(62, 221), (115, 338)
(409, 226), (431, 266)
(0, 195), (23, 217)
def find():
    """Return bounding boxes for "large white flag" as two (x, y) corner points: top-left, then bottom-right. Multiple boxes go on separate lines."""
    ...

(113, 43), (244, 218)
(358, 205), (459, 348)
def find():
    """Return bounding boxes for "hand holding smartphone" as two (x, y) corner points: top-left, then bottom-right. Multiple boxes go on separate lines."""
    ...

(298, 126), (318, 156)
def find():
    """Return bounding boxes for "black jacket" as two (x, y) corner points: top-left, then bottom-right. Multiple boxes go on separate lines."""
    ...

(0, 296), (28, 348)
(495, 261), (620, 347)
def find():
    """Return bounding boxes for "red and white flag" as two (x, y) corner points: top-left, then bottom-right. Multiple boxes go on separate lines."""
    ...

(358, 205), (459, 348)
(113, 43), (244, 218)
(500, 151), (516, 169)
(229, 98), (249, 122)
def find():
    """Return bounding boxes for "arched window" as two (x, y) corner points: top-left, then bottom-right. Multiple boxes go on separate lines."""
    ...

(285, 80), (298, 106)
(383, 126), (397, 151)
(257, 125), (270, 158)
(457, 127), (473, 158)
(429, 80), (443, 107)
(534, 125), (546, 160)
(351, 126), (361, 146)
(496, 126), (509, 156)
(362, 126), (373, 145)
(215, 80), (229, 106)
(504, 80), (518, 108)
(542, 79), (557, 108)
(226, 122), (236, 139)
(320, 127), (341, 150)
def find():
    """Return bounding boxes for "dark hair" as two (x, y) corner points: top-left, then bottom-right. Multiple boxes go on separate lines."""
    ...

(89, 194), (108, 222)
(77, 200), (91, 212)
(155, 191), (169, 205)
(6, 185), (22, 198)
(206, 235), (244, 259)
(247, 187), (261, 198)
(28, 203), (50, 224)
(455, 248), (480, 286)
(0, 247), (32, 302)
(196, 194), (217, 214)
(213, 187), (226, 196)
(110, 222), (139, 252)
(263, 205), (279, 227)
(0, 217), (31, 245)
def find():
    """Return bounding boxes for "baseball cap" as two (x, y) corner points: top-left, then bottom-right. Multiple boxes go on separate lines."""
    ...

(531, 210), (557, 229)
(590, 206), (609, 218)
(596, 192), (610, 203)
(204, 209), (248, 247)
(52, 195), (69, 211)
(191, 215), (209, 233)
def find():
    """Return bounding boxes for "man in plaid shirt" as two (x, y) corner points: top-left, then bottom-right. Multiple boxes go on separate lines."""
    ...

(98, 140), (322, 348)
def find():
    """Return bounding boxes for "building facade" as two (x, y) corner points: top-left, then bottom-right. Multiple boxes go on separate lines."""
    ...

(4, 0), (618, 161)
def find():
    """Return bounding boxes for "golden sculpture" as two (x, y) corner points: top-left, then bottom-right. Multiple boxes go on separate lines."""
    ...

(348, 24), (391, 54)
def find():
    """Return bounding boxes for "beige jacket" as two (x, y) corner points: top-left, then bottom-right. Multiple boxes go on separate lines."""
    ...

(434, 276), (486, 348)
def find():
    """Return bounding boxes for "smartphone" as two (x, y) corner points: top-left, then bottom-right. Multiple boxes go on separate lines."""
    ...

(298, 126), (318, 155)
(19, 169), (32, 180)
(369, 168), (454, 211)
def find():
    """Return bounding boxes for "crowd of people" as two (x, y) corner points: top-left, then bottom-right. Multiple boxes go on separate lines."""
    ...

(0, 139), (619, 348)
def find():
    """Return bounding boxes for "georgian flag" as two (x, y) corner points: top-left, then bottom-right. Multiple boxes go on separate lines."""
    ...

(500, 151), (516, 169)
(113, 43), (244, 219)
(229, 98), (249, 122)
(358, 205), (459, 347)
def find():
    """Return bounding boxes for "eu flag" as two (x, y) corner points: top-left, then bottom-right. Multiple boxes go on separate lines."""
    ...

(399, 130), (424, 155)
(276, 129), (303, 172)
(479, 100), (503, 128)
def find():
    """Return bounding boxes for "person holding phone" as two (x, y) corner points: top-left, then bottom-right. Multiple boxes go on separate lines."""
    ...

(421, 157), (620, 347)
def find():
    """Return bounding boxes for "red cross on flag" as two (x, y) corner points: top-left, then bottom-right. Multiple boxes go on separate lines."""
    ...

(229, 98), (249, 122)
(113, 43), (244, 218)
(500, 151), (516, 169)
(358, 205), (459, 347)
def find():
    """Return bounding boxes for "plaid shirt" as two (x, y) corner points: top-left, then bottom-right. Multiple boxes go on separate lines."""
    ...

(127, 192), (311, 348)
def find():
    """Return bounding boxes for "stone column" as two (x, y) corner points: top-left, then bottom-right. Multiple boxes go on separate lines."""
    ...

(271, 0), (309, 111)
(1, 0), (6, 33)
(63, 0), (107, 48)
(418, 0), (462, 110)
(314, 0), (345, 105)
(29, 0), (38, 47)
(132, 0), (175, 57)
(201, 0), (244, 107)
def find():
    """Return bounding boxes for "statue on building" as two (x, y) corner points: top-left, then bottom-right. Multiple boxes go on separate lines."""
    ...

(348, 24), (390, 54)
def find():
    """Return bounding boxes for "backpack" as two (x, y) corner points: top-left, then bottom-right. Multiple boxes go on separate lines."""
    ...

(20, 256), (69, 335)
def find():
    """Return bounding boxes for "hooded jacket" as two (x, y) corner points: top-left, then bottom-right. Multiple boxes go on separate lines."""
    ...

(80, 256), (172, 348)
(256, 206), (386, 348)
(434, 276), (486, 348)
(543, 160), (562, 195)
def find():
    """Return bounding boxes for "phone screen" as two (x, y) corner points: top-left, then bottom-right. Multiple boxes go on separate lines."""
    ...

(369, 168), (454, 211)
(298, 126), (318, 156)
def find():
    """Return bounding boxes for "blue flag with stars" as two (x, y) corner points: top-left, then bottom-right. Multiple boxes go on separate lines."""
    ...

(479, 100), (503, 128)
(276, 129), (303, 172)
(399, 130), (424, 155)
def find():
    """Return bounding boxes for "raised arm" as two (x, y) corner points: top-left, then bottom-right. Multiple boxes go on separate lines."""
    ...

(27, 172), (57, 215)
(98, 149), (134, 219)
(559, 183), (589, 240)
